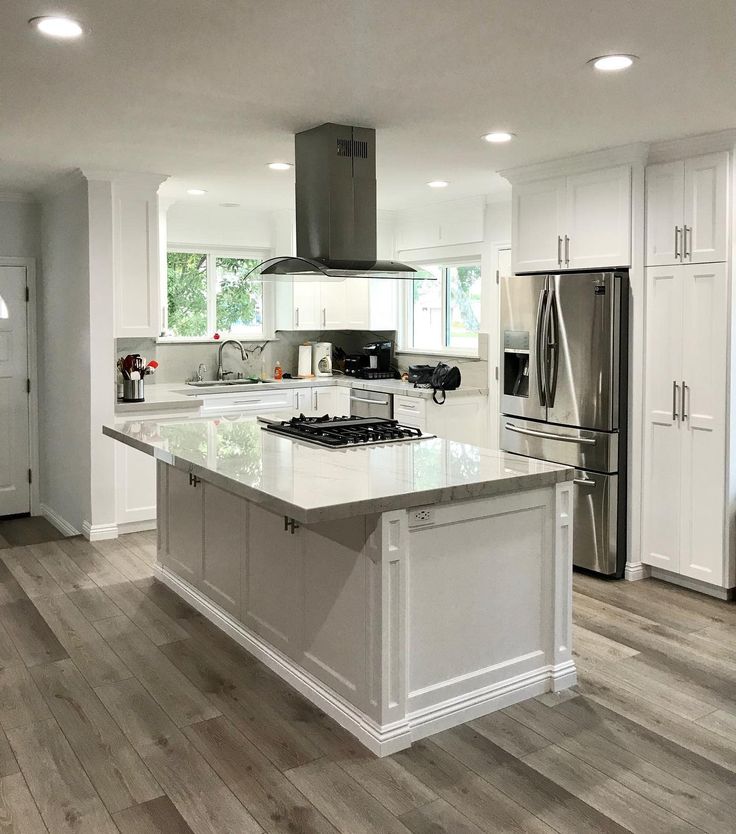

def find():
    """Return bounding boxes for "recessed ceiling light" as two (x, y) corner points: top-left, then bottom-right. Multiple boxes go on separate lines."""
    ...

(220, 202), (240, 208)
(482, 131), (515, 143)
(427, 180), (449, 188)
(590, 54), (637, 72)
(268, 162), (293, 171)
(186, 188), (207, 196)
(29, 16), (84, 38)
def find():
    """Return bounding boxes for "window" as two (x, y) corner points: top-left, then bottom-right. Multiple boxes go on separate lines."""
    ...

(164, 249), (266, 339)
(405, 262), (481, 353)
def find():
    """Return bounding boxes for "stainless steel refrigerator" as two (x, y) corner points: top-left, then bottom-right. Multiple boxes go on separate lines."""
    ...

(500, 271), (628, 576)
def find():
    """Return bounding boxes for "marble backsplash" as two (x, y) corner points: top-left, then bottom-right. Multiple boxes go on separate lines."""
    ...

(116, 330), (489, 389)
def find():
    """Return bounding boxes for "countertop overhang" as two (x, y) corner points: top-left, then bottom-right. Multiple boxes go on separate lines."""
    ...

(103, 413), (573, 524)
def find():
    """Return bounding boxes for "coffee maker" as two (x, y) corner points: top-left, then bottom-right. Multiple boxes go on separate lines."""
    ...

(355, 341), (394, 379)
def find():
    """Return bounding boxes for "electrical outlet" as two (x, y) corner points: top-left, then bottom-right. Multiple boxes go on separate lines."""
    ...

(409, 507), (434, 527)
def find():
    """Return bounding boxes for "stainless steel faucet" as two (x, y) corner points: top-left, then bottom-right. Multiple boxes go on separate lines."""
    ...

(217, 339), (248, 380)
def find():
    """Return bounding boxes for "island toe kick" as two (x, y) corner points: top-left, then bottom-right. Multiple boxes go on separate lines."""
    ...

(154, 461), (576, 756)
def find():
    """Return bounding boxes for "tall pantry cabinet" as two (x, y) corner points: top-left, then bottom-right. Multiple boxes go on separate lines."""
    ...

(642, 150), (734, 592)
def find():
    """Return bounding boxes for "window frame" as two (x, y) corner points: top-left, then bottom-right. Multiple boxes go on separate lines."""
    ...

(400, 256), (482, 358)
(159, 244), (273, 343)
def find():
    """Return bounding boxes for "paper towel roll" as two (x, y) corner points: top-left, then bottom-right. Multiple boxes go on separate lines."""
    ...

(297, 344), (313, 378)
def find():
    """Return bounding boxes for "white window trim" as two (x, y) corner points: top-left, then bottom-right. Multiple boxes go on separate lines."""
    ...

(400, 255), (482, 358)
(159, 244), (273, 342)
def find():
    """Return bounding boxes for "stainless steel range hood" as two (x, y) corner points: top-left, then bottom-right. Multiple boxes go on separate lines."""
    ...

(248, 123), (421, 281)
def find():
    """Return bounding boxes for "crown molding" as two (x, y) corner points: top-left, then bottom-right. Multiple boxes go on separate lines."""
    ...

(82, 169), (169, 190)
(499, 142), (649, 185)
(35, 168), (87, 200)
(647, 129), (736, 164)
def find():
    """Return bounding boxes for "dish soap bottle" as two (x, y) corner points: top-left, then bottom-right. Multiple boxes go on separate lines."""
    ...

(274, 361), (283, 381)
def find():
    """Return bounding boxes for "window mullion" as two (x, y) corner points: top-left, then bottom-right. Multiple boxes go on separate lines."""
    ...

(443, 267), (450, 349)
(207, 253), (217, 336)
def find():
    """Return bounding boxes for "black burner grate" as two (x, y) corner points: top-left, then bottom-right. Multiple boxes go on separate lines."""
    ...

(262, 415), (426, 448)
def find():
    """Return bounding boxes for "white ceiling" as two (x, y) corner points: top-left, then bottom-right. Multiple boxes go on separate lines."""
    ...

(1, 0), (734, 211)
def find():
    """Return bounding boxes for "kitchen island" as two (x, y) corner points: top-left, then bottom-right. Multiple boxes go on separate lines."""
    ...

(104, 413), (575, 755)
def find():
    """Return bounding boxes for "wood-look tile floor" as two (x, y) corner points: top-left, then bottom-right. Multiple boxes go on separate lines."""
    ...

(0, 526), (733, 832)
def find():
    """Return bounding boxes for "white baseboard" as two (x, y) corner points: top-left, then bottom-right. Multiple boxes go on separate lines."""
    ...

(118, 519), (157, 535)
(40, 504), (80, 537)
(625, 561), (650, 581)
(156, 564), (578, 757)
(649, 567), (733, 600)
(81, 520), (119, 542)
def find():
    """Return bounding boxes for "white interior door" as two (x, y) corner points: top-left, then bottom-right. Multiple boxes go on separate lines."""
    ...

(679, 263), (727, 585)
(642, 266), (683, 572)
(0, 266), (30, 517)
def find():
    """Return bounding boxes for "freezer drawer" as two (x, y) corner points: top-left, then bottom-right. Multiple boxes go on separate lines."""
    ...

(501, 417), (618, 472)
(572, 470), (618, 575)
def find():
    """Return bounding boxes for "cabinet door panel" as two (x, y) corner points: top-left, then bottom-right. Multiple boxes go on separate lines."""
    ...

(683, 152), (728, 264)
(165, 468), (203, 583)
(512, 178), (565, 273)
(642, 267), (683, 571)
(244, 504), (302, 657)
(646, 161), (685, 266)
(115, 444), (157, 524)
(293, 281), (321, 329)
(679, 264), (727, 585)
(320, 281), (346, 329)
(343, 277), (370, 329)
(202, 483), (244, 616)
(566, 166), (631, 269)
(314, 387), (338, 416)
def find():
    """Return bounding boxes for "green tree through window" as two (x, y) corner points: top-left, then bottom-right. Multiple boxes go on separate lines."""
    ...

(167, 252), (207, 337)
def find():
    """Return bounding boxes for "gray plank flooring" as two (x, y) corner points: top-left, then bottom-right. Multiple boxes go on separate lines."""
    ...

(0, 525), (732, 832)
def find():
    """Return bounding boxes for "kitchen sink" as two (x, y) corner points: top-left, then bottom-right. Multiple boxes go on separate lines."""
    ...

(186, 379), (274, 387)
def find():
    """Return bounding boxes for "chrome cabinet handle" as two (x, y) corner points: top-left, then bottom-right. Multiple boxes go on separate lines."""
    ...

(189, 473), (200, 487)
(295, 306), (300, 327)
(504, 422), (597, 445)
(672, 380), (680, 421)
(573, 478), (597, 487)
(683, 226), (691, 260)
(557, 236), (562, 267)
(322, 307), (326, 328)
(674, 226), (681, 260)
(681, 380), (688, 421)
(564, 235), (570, 266)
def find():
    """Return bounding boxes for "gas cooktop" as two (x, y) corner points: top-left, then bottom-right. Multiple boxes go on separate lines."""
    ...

(259, 414), (434, 448)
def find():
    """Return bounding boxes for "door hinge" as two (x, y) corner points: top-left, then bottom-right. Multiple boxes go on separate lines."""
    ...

(25, 287), (29, 302)
(26, 379), (31, 394)
(28, 469), (32, 484)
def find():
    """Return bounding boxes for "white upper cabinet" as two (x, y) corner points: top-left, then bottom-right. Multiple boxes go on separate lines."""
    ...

(291, 280), (322, 329)
(565, 166), (632, 270)
(646, 152), (728, 266)
(512, 166), (631, 274)
(113, 175), (167, 338)
(512, 178), (566, 273)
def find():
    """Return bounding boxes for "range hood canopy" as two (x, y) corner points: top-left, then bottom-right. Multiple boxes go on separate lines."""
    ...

(248, 123), (425, 281)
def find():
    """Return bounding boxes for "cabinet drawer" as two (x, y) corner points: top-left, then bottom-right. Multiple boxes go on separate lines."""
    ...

(394, 395), (427, 429)
(200, 389), (295, 413)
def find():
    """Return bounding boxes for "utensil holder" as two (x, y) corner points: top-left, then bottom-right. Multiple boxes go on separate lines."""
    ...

(122, 379), (144, 402)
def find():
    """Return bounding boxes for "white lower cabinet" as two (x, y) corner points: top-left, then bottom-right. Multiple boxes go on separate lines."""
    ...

(394, 393), (487, 446)
(295, 385), (350, 416)
(642, 263), (728, 586)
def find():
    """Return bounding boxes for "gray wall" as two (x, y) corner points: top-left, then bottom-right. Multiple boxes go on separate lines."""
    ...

(38, 178), (91, 531)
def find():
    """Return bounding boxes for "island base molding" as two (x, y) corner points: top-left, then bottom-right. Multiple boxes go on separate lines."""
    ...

(156, 462), (576, 756)
(155, 562), (577, 756)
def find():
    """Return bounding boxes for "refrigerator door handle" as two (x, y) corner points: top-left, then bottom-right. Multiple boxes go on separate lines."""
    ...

(535, 288), (548, 406)
(546, 289), (560, 407)
(504, 422), (597, 445)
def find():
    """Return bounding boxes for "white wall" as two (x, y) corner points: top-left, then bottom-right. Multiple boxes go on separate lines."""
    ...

(167, 202), (272, 249)
(38, 176), (91, 532)
(0, 198), (41, 257)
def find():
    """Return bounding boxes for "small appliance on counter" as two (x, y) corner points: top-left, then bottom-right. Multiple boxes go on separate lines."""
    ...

(354, 340), (395, 380)
(344, 353), (369, 376)
(312, 342), (333, 377)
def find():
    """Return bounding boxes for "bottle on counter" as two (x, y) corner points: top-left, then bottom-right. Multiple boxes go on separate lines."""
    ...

(274, 361), (283, 381)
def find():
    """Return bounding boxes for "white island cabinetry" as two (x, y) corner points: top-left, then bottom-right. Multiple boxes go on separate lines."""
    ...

(106, 414), (575, 755)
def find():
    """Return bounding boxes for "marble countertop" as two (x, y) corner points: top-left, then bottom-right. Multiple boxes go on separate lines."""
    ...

(103, 413), (572, 523)
(115, 377), (488, 414)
